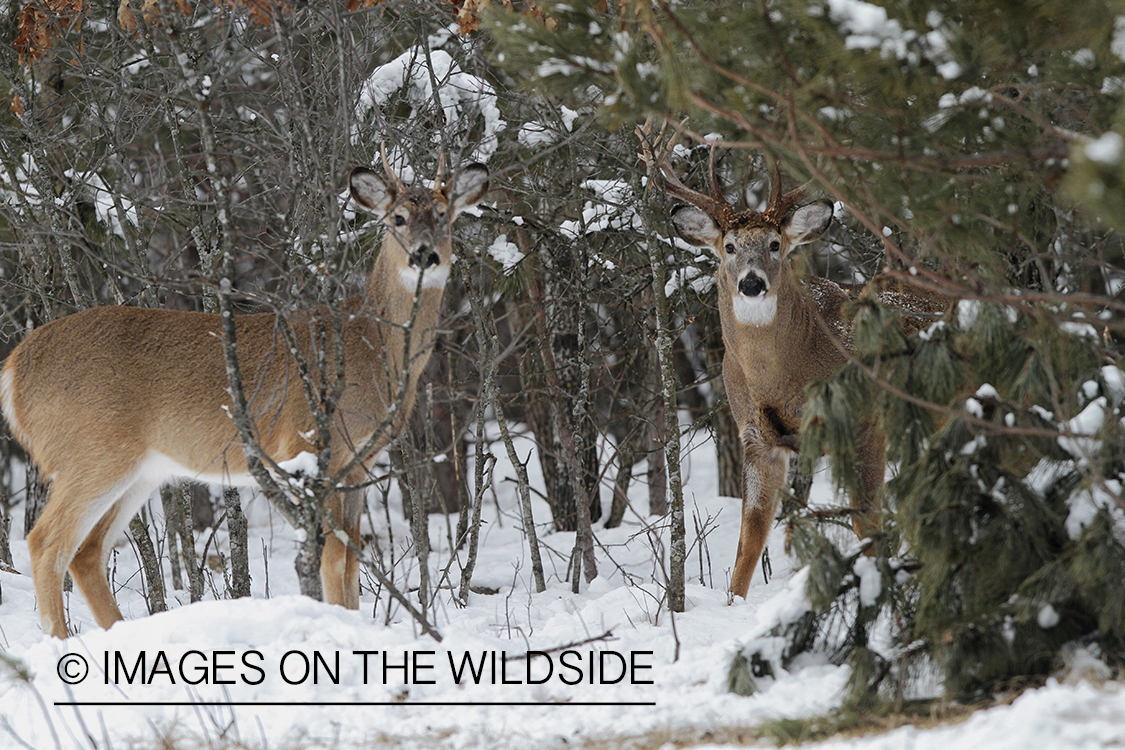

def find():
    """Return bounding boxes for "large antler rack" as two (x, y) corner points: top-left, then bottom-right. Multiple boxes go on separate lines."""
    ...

(637, 121), (809, 230)
(637, 122), (738, 229)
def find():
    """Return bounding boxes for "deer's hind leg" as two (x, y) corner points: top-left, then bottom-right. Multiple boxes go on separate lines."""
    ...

(69, 476), (160, 631)
(27, 464), (141, 638)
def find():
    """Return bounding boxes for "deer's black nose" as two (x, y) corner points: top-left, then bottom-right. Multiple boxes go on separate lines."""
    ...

(739, 273), (767, 297)
(410, 246), (440, 269)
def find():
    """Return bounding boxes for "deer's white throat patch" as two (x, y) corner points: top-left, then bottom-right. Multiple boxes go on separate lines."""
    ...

(732, 294), (777, 325)
(399, 265), (450, 291)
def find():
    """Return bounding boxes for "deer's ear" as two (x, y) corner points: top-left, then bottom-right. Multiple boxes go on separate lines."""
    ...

(448, 163), (490, 218)
(671, 205), (722, 249)
(349, 167), (395, 216)
(783, 201), (833, 246)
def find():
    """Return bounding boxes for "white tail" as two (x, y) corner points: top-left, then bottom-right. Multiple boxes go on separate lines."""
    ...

(1, 160), (489, 638)
(646, 138), (946, 597)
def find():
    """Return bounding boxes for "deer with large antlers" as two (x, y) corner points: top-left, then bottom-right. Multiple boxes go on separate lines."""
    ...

(1, 158), (488, 638)
(643, 136), (945, 598)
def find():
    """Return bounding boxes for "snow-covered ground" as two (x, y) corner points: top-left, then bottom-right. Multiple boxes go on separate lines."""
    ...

(1, 423), (1122, 749)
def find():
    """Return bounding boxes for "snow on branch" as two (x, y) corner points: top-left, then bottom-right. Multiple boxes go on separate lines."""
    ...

(353, 46), (505, 164)
(0, 155), (137, 240)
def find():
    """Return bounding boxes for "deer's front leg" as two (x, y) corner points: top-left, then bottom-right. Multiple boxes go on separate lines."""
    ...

(730, 424), (792, 598)
(852, 421), (885, 545)
(321, 486), (365, 609)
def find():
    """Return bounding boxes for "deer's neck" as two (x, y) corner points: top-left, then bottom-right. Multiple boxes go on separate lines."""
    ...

(361, 249), (446, 333)
(341, 248), (447, 433)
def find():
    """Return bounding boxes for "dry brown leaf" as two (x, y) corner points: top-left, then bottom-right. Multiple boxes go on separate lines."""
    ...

(346, 0), (383, 11)
(118, 0), (190, 35)
(455, 0), (484, 33)
(15, 0), (85, 65)
(118, 0), (137, 30)
(11, 93), (24, 116)
(216, 0), (291, 26)
(448, 0), (555, 36)
(15, 4), (52, 65)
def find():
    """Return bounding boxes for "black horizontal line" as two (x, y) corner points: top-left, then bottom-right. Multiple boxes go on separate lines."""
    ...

(55, 701), (656, 707)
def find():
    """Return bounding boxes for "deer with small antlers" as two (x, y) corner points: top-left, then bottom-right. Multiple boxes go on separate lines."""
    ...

(1, 157), (489, 638)
(642, 135), (946, 598)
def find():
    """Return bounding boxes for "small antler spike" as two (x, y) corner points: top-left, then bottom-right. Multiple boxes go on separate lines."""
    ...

(768, 160), (784, 214)
(435, 147), (447, 193)
(707, 145), (725, 206)
(379, 142), (404, 191)
(761, 155), (809, 225)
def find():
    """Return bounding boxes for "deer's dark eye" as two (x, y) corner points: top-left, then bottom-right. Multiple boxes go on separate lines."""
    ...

(394, 215), (406, 227)
(769, 240), (781, 253)
(724, 243), (735, 254)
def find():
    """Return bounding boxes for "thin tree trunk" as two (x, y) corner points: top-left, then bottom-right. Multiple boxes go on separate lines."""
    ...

(454, 458), (470, 551)
(570, 303), (598, 588)
(190, 483), (214, 532)
(458, 386), (492, 604)
(411, 385), (435, 611)
(648, 393), (669, 516)
(572, 465), (596, 590)
(450, 422), (471, 551)
(713, 399), (742, 499)
(411, 479), (431, 611)
(392, 443), (413, 521)
(224, 486), (251, 599)
(605, 439), (636, 529)
(647, 245), (686, 612)
(160, 485), (183, 591)
(294, 496), (325, 602)
(493, 391), (547, 593)
(129, 506), (167, 614)
(643, 288), (669, 517)
(0, 508), (12, 568)
(1, 433), (15, 550)
(178, 482), (205, 603)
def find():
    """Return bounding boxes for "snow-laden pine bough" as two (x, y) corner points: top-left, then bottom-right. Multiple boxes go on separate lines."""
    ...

(639, 128), (949, 598)
(0, 157), (489, 639)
